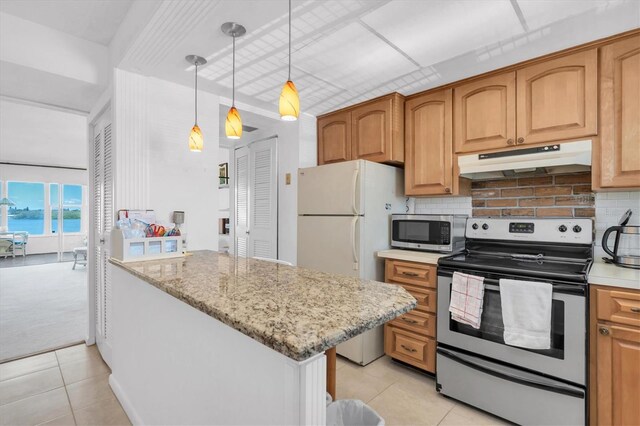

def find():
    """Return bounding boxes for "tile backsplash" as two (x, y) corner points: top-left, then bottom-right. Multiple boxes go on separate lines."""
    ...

(595, 191), (640, 257)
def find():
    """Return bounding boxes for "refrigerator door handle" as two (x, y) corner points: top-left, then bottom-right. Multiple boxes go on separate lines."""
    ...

(351, 216), (359, 270)
(351, 167), (360, 215)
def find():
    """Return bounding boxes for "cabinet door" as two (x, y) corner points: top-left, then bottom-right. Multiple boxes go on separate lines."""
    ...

(317, 111), (351, 165)
(516, 49), (597, 145)
(598, 36), (640, 188)
(596, 323), (640, 425)
(454, 72), (516, 153)
(351, 96), (403, 163)
(406, 89), (453, 195)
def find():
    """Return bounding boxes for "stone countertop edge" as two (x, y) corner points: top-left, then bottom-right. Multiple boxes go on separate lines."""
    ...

(109, 253), (417, 361)
(588, 259), (640, 291)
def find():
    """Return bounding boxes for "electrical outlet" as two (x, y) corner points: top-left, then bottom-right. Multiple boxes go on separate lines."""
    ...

(285, 173), (291, 185)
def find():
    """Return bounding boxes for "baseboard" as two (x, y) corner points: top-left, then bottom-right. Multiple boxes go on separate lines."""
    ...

(109, 374), (143, 425)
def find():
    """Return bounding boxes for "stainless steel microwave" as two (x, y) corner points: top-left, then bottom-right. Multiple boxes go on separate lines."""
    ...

(391, 214), (467, 253)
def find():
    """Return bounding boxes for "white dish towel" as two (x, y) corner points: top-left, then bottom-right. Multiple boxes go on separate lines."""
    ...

(499, 279), (553, 350)
(449, 272), (485, 329)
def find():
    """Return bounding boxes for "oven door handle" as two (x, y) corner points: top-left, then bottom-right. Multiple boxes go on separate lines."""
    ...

(437, 347), (585, 399)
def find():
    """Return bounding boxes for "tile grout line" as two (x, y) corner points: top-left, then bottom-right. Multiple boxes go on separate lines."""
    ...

(56, 351), (79, 426)
(436, 402), (457, 426)
(0, 366), (66, 407)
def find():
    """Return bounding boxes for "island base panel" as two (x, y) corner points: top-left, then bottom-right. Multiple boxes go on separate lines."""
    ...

(110, 267), (326, 425)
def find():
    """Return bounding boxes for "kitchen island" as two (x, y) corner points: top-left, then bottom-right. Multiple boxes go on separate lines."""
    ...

(109, 250), (415, 425)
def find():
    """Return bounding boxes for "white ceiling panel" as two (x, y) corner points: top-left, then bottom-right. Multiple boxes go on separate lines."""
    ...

(516, 0), (625, 31)
(295, 21), (419, 93)
(360, 0), (523, 67)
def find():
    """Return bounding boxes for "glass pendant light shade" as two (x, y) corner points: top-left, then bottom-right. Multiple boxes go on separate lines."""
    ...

(225, 106), (242, 139)
(189, 124), (203, 152)
(279, 80), (299, 121)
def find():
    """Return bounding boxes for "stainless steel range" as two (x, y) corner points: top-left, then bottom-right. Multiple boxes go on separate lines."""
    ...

(436, 218), (593, 426)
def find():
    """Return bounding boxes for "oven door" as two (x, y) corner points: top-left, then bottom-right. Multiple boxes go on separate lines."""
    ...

(437, 269), (586, 386)
(392, 216), (451, 251)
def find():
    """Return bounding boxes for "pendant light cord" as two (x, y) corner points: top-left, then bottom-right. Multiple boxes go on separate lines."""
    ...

(232, 36), (236, 106)
(194, 62), (198, 125)
(288, 0), (291, 81)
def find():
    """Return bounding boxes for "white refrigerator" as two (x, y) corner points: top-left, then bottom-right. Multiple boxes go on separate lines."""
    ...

(297, 160), (404, 365)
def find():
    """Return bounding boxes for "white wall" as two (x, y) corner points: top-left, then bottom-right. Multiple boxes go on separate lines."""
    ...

(0, 99), (87, 168)
(0, 99), (88, 254)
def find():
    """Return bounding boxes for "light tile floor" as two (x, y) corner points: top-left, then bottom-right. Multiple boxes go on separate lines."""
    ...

(336, 355), (511, 426)
(0, 344), (130, 426)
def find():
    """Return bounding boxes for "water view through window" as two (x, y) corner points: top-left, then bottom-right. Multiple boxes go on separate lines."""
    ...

(8, 182), (82, 234)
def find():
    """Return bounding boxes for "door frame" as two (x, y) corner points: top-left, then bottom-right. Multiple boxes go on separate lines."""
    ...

(86, 99), (111, 347)
(230, 135), (279, 259)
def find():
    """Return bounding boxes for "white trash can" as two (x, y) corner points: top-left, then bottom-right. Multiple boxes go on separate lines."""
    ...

(326, 399), (385, 426)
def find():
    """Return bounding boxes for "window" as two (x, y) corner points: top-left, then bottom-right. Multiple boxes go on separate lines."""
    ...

(51, 184), (83, 234)
(7, 182), (45, 235)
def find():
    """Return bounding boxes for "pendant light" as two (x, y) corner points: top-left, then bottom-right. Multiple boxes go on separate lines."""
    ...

(185, 55), (207, 152)
(222, 22), (246, 140)
(279, 0), (299, 121)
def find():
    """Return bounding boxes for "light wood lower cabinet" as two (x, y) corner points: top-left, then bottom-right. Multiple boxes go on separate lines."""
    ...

(595, 35), (640, 189)
(384, 258), (437, 373)
(590, 285), (640, 425)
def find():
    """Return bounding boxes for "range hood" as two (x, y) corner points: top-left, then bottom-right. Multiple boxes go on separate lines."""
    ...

(458, 140), (592, 180)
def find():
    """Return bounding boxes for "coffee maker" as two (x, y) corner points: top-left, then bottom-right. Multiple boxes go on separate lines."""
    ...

(602, 209), (640, 269)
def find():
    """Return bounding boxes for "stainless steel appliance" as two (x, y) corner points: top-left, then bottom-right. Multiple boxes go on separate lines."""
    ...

(391, 214), (466, 253)
(436, 218), (593, 426)
(297, 160), (404, 365)
(602, 209), (640, 269)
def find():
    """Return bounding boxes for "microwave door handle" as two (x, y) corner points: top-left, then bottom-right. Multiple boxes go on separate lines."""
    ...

(437, 348), (585, 399)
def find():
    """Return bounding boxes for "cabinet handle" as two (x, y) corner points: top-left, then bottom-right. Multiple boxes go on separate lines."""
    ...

(444, 187), (451, 193)
(402, 317), (419, 325)
(401, 271), (419, 277)
(631, 307), (640, 313)
(517, 137), (525, 144)
(401, 344), (417, 353)
(599, 327), (610, 336)
(507, 139), (514, 145)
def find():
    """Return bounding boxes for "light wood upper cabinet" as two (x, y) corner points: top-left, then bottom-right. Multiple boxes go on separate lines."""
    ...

(516, 49), (598, 145)
(597, 35), (640, 189)
(454, 72), (516, 154)
(317, 93), (404, 166)
(317, 111), (351, 165)
(405, 89), (453, 196)
(351, 94), (404, 164)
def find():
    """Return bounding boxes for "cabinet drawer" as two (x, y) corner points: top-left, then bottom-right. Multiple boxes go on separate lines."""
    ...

(386, 259), (436, 288)
(392, 284), (436, 314)
(596, 288), (640, 328)
(390, 310), (436, 338)
(385, 325), (435, 373)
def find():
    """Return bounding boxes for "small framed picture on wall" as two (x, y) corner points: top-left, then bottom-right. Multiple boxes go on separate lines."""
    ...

(219, 163), (229, 186)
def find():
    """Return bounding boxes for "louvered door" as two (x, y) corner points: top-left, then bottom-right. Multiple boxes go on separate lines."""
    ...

(235, 146), (250, 257)
(248, 138), (277, 258)
(91, 111), (113, 367)
(233, 138), (278, 259)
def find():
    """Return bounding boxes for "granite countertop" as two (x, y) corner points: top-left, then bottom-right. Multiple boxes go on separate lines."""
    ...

(109, 251), (416, 361)
(588, 259), (640, 291)
(377, 249), (447, 265)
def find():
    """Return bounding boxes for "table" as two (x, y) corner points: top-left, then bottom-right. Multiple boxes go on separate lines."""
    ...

(0, 231), (28, 257)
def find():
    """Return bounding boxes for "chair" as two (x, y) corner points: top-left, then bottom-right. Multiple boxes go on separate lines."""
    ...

(251, 256), (293, 266)
(73, 247), (88, 269)
(13, 233), (28, 257)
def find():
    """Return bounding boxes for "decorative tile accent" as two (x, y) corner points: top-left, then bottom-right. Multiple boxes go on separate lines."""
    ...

(471, 172), (595, 218)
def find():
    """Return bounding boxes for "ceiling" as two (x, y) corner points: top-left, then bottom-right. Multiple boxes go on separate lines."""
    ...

(120, 0), (639, 117)
(0, 0), (133, 46)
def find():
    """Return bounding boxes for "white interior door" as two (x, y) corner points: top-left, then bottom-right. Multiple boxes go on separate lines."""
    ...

(234, 137), (278, 259)
(90, 111), (113, 366)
